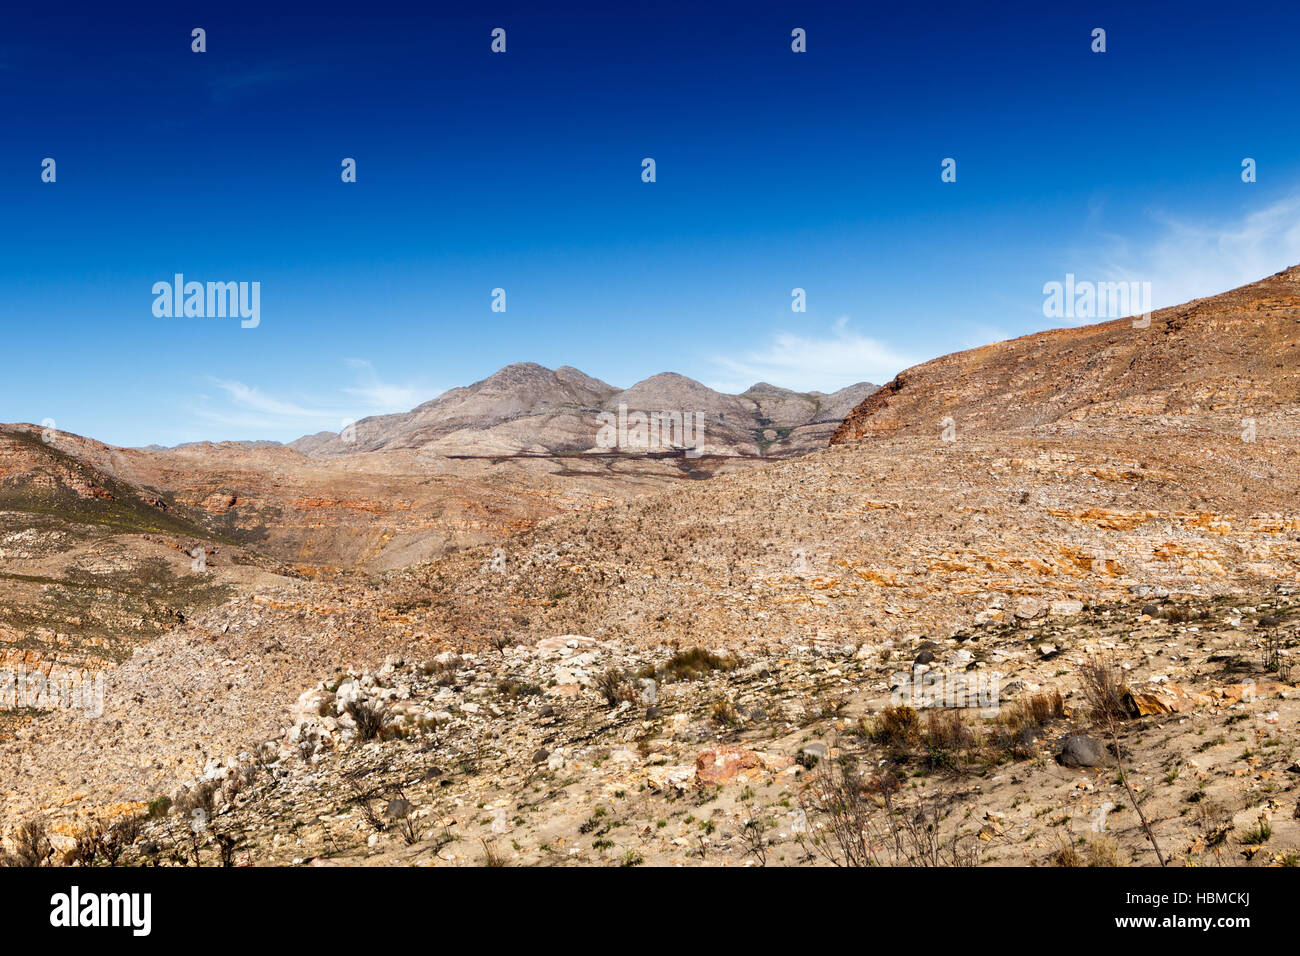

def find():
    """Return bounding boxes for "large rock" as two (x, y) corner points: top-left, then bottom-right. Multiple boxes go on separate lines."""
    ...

(291, 687), (333, 722)
(646, 764), (695, 793)
(637, 678), (657, 706)
(1122, 682), (1209, 717)
(695, 747), (790, 785)
(1055, 734), (1107, 768)
(1014, 598), (1044, 620)
(1213, 680), (1294, 704)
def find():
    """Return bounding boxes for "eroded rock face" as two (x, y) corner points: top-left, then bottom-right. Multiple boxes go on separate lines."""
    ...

(1123, 682), (1212, 717)
(201, 492), (237, 514)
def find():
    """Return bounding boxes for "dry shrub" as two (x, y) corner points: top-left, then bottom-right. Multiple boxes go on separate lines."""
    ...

(595, 668), (637, 706)
(346, 699), (388, 741)
(1079, 655), (1129, 723)
(174, 779), (219, 818)
(1051, 841), (1083, 866)
(868, 706), (921, 750)
(710, 698), (740, 726)
(481, 838), (507, 866)
(1084, 837), (1123, 867)
(0, 819), (53, 867)
(423, 656), (461, 686)
(923, 711), (977, 751)
(1051, 835), (1123, 867)
(799, 759), (979, 867)
(798, 759), (879, 867)
(639, 647), (736, 683)
(919, 711), (980, 772)
(70, 818), (140, 867)
(1022, 690), (1066, 727)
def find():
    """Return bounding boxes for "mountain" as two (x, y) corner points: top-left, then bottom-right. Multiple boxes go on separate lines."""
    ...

(832, 264), (1300, 444)
(0, 367), (875, 581)
(289, 363), (876, 459)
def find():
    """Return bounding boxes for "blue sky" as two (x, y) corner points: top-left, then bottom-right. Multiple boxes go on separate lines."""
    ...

(3, 0), (1300, 447)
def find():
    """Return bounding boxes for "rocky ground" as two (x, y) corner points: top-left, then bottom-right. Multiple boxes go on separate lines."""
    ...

(3, 419), (1299, 866)
(10, 589), (1299, 868)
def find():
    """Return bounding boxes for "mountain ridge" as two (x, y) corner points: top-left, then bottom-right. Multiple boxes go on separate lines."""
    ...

(288, 363), (877, 459)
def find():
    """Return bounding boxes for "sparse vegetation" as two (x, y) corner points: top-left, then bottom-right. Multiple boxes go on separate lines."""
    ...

(0, 819), (52, 867)
(595, 668), (637, 706)
(637, 647), (736, 684)
(347, 699), (388, 742)
(1241, 820), (1273, 846)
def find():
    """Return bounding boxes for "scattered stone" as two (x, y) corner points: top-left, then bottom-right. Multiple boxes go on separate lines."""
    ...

(1056, 735), (1107, 768)
(695, 747), (787, 785)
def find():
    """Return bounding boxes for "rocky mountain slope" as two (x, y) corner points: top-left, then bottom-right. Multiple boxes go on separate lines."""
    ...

(833, 264), (1300, 443)
(0, 365), (879, 743)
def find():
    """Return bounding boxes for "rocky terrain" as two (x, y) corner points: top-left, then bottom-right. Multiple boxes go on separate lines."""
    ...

(0, 364), (874, 743)
(4, 586), (1296, 868)
(2, 267), (1299, 867)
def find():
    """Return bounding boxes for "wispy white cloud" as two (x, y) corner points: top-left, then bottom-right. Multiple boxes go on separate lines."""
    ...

(1094, 193), (1300, 309)
(212, 381), (330, 421)
(190, 362), (435, 441)
(705, 317), (918, 393)
(957, 321), (1013, 351)
(342, 358), (427, 410)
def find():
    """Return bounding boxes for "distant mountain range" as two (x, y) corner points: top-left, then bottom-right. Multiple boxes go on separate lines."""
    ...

(288, 363), (877, 459)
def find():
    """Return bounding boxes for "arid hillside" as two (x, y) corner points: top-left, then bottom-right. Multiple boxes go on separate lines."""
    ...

(0, 365), (873, 742)
(3, 267), (1298, 867)
(833, 264), (1300, 443)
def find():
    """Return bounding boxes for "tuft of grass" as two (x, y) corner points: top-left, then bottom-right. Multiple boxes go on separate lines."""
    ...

(346, 699), (387, 741)
(710, 698), (740, 726)
(1084, 837), (1123, 867)
(595, 669), (637, 706)
(1241, 820), (1273, 846)
(637, 647), (736, 683)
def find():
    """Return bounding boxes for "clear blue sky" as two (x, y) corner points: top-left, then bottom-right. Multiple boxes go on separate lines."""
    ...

(3, 0), (1299, 446)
